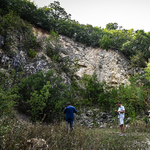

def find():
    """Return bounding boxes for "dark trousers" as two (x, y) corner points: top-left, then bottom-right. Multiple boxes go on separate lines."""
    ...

(66, 119), (73, 132)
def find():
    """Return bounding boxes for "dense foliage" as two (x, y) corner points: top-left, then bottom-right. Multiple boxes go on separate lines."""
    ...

(79, 73), (150, 118)
(0, 70), (18, 117)
(16, 69), (73, 121)
(1, 67), (150, 122)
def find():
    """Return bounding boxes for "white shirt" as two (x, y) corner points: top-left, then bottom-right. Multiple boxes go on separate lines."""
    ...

(118, 105), (125, 118)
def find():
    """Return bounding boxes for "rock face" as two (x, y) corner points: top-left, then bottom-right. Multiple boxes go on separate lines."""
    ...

(59, 35), (145, 86)
(0, 26), (144, 87)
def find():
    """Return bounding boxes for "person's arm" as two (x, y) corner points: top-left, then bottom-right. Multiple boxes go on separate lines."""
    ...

(64, 107), (67, 114)
(118, 110), (125, 113)
(74, 107), (77, 113)
(117, 106), (125, 113)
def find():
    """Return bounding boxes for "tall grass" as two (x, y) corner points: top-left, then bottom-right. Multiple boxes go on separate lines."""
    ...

(0, 115), (149, 150)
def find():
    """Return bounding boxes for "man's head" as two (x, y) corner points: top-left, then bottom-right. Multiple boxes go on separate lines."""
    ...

(148, 110), (150, 113)
(117, 101), (122, 107)
(67, 102), (71, 106)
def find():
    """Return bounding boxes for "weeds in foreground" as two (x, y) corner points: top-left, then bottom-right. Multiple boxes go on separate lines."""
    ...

(0, 116), (149, 150)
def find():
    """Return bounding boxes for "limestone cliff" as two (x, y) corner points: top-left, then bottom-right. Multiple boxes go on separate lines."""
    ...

(0, 26), (144, 87)
(59, 34), (144, 87)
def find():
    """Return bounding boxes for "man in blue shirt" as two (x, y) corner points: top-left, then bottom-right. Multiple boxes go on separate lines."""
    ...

(64, 102), (77, 132)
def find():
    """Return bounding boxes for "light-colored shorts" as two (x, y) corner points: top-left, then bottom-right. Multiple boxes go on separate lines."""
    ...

(118, 118), (124, 125)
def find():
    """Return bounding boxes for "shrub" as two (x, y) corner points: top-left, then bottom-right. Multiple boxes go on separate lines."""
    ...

(98, 34), (113, 50)
(16, 69), (71, 121)
(130, 50), (146, 68)
(79, 73), (107, 106)
(108, 84), (147, 118)
(44, 30), (60, 60)
(27, 49), (37, 58)
(0, 70), (17, 117)
(23, 30), (41, 50)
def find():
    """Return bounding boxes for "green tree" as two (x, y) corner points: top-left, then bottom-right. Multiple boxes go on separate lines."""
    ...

(80, 73), (105, 105)
(130, 50), (146, 68)
(48, 1), (71, 20)
(98, 34), (113, 50)
(106, 22), (118, 30)
(44, 30), (60, 60)
(0, 70), (18, 117)
(17, 69), (70, 121)
(145, 60), (150, 81)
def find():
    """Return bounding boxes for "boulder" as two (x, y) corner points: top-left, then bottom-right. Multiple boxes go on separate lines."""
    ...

(99, 123), (107, 128)
(88, 123), (94, 128)
(26, 138), (49, 150)
(86, 110), (94, 116)
(100, 112), (107, 119)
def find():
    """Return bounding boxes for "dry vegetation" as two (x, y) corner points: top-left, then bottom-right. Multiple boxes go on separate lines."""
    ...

(0, 115), (150, 150)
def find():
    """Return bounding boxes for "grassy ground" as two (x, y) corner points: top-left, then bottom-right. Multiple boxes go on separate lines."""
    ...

(0, 116), (150, 150)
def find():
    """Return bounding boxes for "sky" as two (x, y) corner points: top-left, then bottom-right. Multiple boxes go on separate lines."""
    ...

(32, 0), (150, 32)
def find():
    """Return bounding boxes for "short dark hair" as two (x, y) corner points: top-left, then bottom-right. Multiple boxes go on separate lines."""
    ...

(67, 102), (71, 105)
(117, 101), (121, 104)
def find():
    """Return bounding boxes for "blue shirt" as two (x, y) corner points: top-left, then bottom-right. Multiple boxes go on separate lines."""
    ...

(64, 105), (77, 121)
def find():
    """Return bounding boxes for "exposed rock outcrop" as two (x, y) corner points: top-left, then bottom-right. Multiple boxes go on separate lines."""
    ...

(74, 108), (114, 128)
(0, 26), (145, 87)
(59, 35), (144, 86)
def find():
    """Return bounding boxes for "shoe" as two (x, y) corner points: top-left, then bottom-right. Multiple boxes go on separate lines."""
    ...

(119, 134), (125, 136)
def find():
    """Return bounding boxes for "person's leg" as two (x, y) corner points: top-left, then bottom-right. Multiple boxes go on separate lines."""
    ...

(70, 120), (73, 131)
(119, 118), (125, 135)
(120, 124), (125, 134)
(121, 118), (125, 134)
(120, 125), (123, 133)
(121, 124), (125, 134)
(119, 118), (122, 134)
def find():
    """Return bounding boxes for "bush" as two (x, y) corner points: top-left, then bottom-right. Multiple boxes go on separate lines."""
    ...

(78, 72), (148, 118)
(98, 34), (113, 50)
(27, 49), (37, 58)
(79, 73), (107, 106)
(16, 69), (71, 121)
(130, 50), (146, 68)
(108, 84), (147, 118)
(0, 70), (17, 117)
(44, 31), (60, 60)
(23, 30), (41, 51)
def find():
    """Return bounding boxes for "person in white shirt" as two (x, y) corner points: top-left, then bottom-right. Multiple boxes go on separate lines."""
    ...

(117, 102), (125, 136)
(146, 110), (150, 122)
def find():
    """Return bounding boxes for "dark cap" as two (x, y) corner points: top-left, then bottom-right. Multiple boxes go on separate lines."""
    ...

(117, 101), (121, 104)
(67, 102), (71, 105)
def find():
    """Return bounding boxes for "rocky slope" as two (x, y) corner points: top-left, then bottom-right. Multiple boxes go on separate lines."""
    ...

(0, 26), (144, 87)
